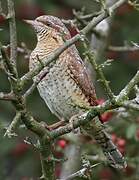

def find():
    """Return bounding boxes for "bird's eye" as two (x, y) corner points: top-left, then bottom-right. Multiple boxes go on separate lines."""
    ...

(46, 22), (51, 26)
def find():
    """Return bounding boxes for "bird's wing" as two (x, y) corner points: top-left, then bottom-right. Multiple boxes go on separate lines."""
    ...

(67, 45), (97, 106)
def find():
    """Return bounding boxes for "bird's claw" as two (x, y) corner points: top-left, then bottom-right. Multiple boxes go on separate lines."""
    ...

(69, 115), (79, 133)
(41, 119), (66, 131)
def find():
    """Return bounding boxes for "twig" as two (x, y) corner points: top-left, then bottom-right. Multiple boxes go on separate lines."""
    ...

(23, 80), (38, 98)
(0, 92), (15, 101)
(4, 111), (21, 137)
(62, 11), (102, 25)
(72, 9), (88, 26)
(122, 101), (139, 111)
(128, 0), (139, 10)
(81, 0), (128, 34)
(116, 70), (139, 101)
(39, 138), (55, 180)
(77, 11), (103, 20)
(0, 1), (3, 14)
(109, 45), (139, 52)
(20, 0), (128, 88)
(0, 1), (6, 18)
(23, 68), (49, 99)
(7, 0), (18, 78)
(83, 41), (114, 100)
(20, 110), (50, 138)
(58, 163), (100, 180)
(17, 42), (31, 59)
(0, 44), (17, 79)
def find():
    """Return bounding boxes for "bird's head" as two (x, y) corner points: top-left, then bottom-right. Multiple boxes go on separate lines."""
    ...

(24, 15), (71, 41)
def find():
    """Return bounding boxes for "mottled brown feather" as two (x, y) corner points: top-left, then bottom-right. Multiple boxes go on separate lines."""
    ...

(66, 46), (97, 106)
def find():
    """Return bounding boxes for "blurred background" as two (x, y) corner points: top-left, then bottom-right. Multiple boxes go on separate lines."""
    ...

(0, 0), (139, 179)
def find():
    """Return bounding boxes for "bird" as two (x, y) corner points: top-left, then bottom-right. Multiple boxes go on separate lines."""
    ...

(25, 15), (126, 169)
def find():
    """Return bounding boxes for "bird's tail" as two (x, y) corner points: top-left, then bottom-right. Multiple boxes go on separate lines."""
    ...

(83, 117), (127, 169)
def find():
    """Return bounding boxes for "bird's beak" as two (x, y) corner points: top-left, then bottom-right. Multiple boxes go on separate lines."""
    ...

(23, 19), (36, 27)
(23, 19), (42, 33)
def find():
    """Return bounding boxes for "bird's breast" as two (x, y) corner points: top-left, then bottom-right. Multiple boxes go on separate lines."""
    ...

(37, 60), (87, 121)
(30, 45), (90, 121)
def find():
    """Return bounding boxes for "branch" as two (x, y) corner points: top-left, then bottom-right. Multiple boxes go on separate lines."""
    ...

(83, 41), (114, 100)
(23, 69), (49, 99)
(0, 1), (6, 18)
(116, 70), (139, 101)
(62, 11), (102, 25)
(20, 110), (50, 138)
(0, 45), (17, 79)
(4, 111), (21, 137)
(58, 163), (100, 180)
(108, 45), (139, 52)
(39, 138), (55, 180)
(122, 101), (139, 111)
(20, 0), (128, 88)
(7, 0), (18, 78)
(81, 0), (128, 35)
(0, 92), (15, 101)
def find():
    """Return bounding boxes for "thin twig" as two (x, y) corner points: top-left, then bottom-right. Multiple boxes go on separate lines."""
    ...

(58, 163), (100, 180)
(23, 81), (38, 98)
(83, 41), (114, 100)
(23, 68), (49, 99)
(62, 11), (102, 25)
(116, 71), (139, 101)
(122, 101), (139, 111)
(0, 1), (6, 18)
(7, 0), (18, 78)
(0, 92), (15, 101)
(4, 111), (21, 137)
(81, 0), (128, 34)
(109, 45), (139, 52)
(0, 44), (17, 79)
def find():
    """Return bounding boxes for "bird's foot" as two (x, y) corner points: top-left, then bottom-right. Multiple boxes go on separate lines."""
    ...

(69, 115), (79, 133)
(41, 119), (66, 131)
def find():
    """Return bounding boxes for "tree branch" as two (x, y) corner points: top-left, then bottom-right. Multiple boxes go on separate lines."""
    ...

(62, 11), (102, 25)
(58, 163), (100, 180)
(81, 0), (128, 35)
(83, 41), (114, 100)
(0, 92), (15, 101)
(39, 137), (55, 180)
(0, 45), (17, 80)
(108, 45), (139, 52)
(116, 70), (139, 101)
(7, 0), (18, 78)
(4, 111), (21, 137)
(0, 1), (6, 18)
(122, 101), (139, 111)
